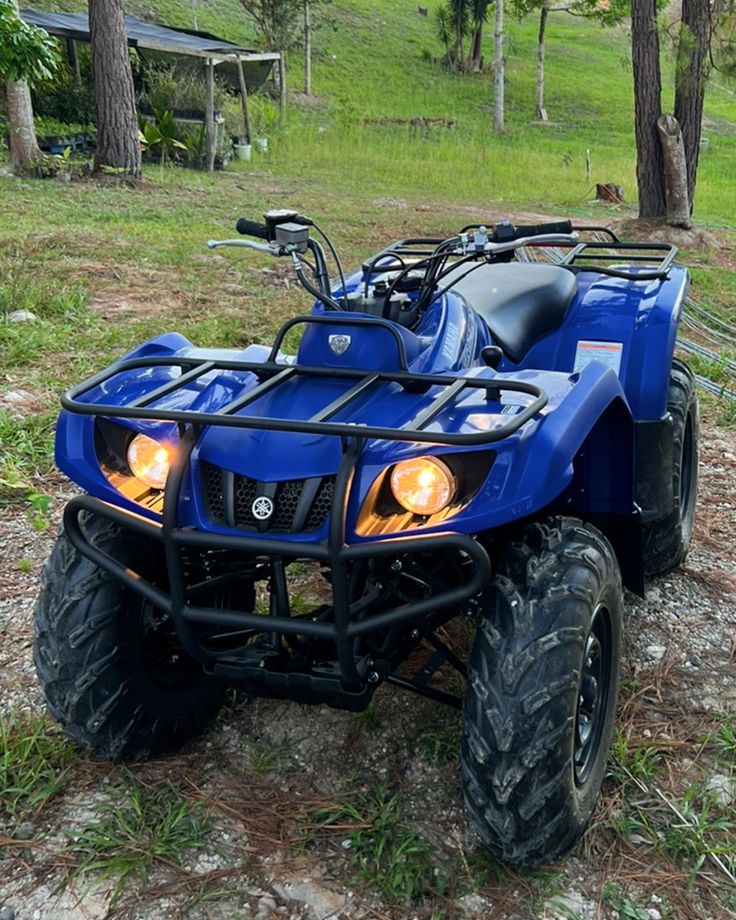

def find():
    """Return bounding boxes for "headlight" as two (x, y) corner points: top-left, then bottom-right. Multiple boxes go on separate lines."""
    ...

(389, 456), (456, 516)
(127, 434), (171, 490)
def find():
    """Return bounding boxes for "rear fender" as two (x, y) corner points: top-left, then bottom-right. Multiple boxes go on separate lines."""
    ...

(513, 266), (690, 420)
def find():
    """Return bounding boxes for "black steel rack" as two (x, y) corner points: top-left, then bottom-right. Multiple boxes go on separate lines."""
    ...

(62, 315), (548, 447)
(558, 240), (678, 281)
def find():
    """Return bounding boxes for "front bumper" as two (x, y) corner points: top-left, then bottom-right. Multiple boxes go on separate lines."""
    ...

(64, 487), (490, 696)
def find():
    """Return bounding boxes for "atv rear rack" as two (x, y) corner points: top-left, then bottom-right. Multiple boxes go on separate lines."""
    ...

(558, 240), (678, 281)
(360, 226), (621, 274)
(62, 315), (548, 446)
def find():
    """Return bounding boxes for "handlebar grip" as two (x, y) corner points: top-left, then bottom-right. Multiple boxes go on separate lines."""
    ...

(236, 218), (270, 240)
(510, 220), (573, 239)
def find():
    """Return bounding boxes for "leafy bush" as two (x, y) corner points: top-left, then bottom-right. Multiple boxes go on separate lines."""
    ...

(33, 80), (95, 127)
(34, 116), (95, 138)
(141, 63), (229, 115)
(248, 93), (280, 137)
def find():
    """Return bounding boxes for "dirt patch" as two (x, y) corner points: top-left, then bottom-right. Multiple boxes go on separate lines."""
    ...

(1, 418), (735, 919)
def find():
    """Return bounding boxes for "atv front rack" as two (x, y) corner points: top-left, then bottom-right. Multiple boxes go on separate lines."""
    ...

(62, 315), (548, 446)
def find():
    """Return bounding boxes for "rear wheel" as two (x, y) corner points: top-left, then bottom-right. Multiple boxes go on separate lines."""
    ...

(642, 358), (699, 575)
(34, 514), (226, 760)
(461, 517), (622, 867)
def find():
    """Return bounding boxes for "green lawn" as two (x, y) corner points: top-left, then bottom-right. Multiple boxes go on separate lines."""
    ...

(26, 0), (736, 223)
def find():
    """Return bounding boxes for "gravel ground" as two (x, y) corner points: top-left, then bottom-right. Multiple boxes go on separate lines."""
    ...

(0, 420), (734, 920)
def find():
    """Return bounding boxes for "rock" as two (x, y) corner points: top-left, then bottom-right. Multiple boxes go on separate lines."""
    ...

(272, 877), (345, 919)
(707, 773), (735, 806)
(373, 196), (408, 210)
(543, 889), (594, 919)
(15, 821), (37, 839)
(647, 909), (662, 920)
(0, 907), (16, 920)
(8, 310), (37, 323)
(32, 912), (41, 920)
(458, 892), (495, 914)
(645, 644), (666, 660)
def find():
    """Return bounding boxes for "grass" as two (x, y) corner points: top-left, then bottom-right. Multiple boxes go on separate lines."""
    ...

(416, 717), (461, 766)
(69, 777), (210, 901)
(0, 711), (77, 816)
(306, 784), (442, 902)
(248, 740), (295, 774)
(25, 0), (736, 224)
(712, 716), (736, 765)
(604, 711), (736, 910)
(0, 411), (57, 495)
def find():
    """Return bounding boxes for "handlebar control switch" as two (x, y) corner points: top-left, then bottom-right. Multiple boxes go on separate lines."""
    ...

(275, 221), (310, 253)
(473, 226), (489, 253)
(493, 220), (515, 243)
(264, 209), (299, 240)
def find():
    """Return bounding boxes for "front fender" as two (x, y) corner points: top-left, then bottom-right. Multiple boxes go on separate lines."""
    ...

(347, 362), (634, 539)
(465, 362), (635, 528)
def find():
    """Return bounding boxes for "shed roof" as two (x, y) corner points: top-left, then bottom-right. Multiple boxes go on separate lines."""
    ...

(20, 10), (279, 62)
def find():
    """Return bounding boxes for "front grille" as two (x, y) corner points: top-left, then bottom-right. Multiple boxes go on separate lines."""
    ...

(201, 461), (335, 534)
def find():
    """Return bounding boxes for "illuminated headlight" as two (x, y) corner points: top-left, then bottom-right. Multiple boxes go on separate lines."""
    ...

(127, 434), (171, 491)
(389, 456), (456, 516)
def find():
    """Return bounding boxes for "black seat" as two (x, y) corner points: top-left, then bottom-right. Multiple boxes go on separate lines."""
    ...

(444, 262), (578, 363)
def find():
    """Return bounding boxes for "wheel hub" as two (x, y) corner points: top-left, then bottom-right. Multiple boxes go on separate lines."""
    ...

(574, 610), (611, 785)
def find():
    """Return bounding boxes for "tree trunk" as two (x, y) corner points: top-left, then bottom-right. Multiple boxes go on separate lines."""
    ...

(279, 51), (287, 117)
(236, 58), (253, 144)
(470, 23), (483, 72)
(631, 0), (666, 218)
(535, 1), (549, 120)
(6, 80), (43, 175)
(89, 0), (141, 177)
(5, 0), (43, 175)
(493, 0), (505, 132)
(674, 0), (710, 211)
(657, 115), (692, 228)
(205, 58), (215, 172)
(304, 0), (312, 94)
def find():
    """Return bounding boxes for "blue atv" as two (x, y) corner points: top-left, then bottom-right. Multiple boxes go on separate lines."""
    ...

(35, 212), (698, 867)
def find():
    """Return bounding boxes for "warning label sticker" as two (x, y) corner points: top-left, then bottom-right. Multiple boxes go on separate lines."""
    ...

(573, 340), (624, 376)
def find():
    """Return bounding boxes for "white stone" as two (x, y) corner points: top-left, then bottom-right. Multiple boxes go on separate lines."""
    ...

(645, 644), (666, 660)
(8, 310), (37, 323)
(706, 773), (735, 806)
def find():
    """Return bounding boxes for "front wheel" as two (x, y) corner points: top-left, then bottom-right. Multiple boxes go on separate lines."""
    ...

(461, 517), (623, 867)
(34, 514), (226, 760)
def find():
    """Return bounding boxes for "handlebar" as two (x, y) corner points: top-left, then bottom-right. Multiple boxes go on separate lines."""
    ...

(236, 218), (270, 240)
(460, 220), (574, 242)
(492, 220), (573, 242)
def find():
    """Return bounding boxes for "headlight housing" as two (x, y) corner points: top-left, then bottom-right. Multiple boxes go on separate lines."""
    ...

(127, 434), (171, 491)
(389, 456), (456, 516)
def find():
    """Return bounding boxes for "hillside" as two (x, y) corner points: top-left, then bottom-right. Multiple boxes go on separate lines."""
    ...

(25, 0), (736, 222)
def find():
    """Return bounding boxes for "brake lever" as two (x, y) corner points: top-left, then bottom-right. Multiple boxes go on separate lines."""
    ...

(483, 233), (579, 254)
(207, 238), (279, 255)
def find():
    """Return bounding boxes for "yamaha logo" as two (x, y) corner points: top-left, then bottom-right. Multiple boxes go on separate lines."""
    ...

(328, 333), (351, 356)
(251, 496), (274, 520)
